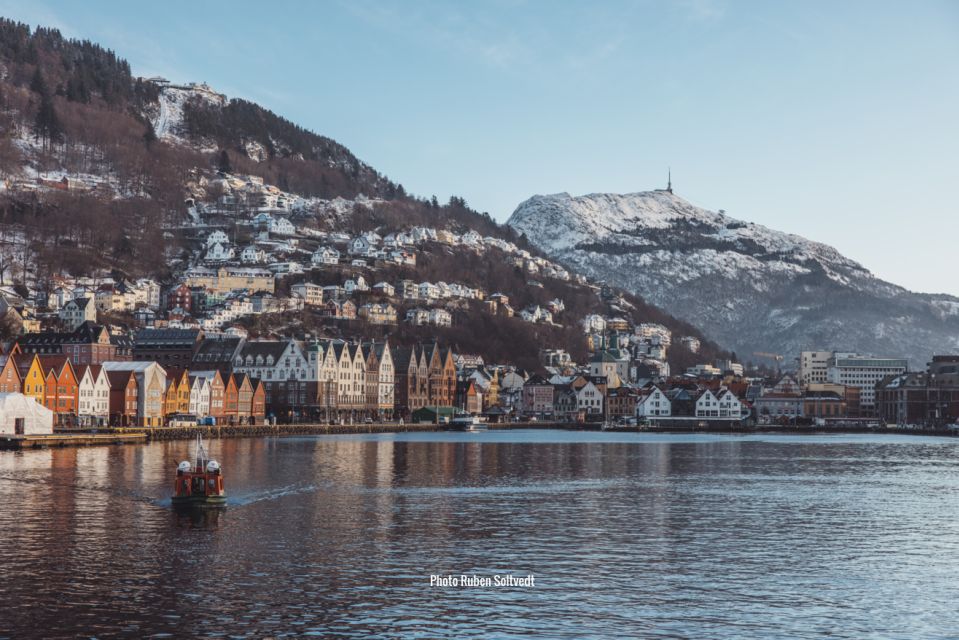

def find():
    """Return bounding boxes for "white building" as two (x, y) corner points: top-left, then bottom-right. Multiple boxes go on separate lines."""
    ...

(269, 217), (296, 236)
(581, 314), (606, 333)
(189, 375), (211, 417)
(76, 365), (110, 426)
(312, 247), (340, 266)
(205, 242), (235, 262)
(405, 308), (430, 326)
(241, 245), (266, 264)
(344, 276), (369, 295)
(418, 282), (440, 301)
(636, 386), (671, 418)
(291, 282), (325, 306)
(826, 354), (908, 414)
(205, 230), (229, 247)
(373, 282), (395, 297)
(576, 381), (603, 415)
(0, 393), (53, 434)
(695, 388), (743, 420)
(428, 308), (452, 327)
(349, 236), (372, 256)
(687, 364), (722, 377)
(800, 350), (833, 386)
(520, 305), (552, 324)
(60, 297), (96, 331)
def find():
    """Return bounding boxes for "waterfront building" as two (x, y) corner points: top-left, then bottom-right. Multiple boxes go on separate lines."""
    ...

(102, 362), (167, 426)
(134, 328), (203, 370)
(575, 380), (603, 415)
(521, 374), (554, 417)
(875, 356), (959, 425)
(188, 374), (211, 418)
(826, 354), (908, 416)
(191, 370), (226, 420)
(17, 354), (46, 405)
(606, 386), (638, 418)
(38, 356), (79, 426)
(799, 350), (833, 386)
(76, 364), (109, 426)
(0, 355), (22, 393)
(803, 390), (847, 420)
(636, 386), (671, 418)
(106, 370), (138, 426)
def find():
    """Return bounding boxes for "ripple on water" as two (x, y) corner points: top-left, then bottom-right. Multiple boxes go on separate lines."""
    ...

(0, 432), (958, 638)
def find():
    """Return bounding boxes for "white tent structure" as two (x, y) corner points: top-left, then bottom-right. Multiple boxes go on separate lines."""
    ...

(0, 393), (54, 435)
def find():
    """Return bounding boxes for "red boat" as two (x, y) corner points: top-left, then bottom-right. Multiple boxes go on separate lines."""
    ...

(172, 434), (226, 507)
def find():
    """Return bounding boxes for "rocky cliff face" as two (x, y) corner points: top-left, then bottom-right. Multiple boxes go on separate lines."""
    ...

(508, 190), (959, 366)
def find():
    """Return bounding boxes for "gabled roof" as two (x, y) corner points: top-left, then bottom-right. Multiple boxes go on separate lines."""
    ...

(65, 297), (94, 310)
(37, 355), (72, 377)
(330, 340), (348, 360)
(191, 337), (243, 364)
(68, 321), (110, 344)
(391, 346), (415, 369)
(524, 373), (550, 386)
(106, 369), (136, 389)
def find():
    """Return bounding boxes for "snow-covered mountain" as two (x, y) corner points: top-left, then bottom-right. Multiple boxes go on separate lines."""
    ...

(508, 190), (959, 366)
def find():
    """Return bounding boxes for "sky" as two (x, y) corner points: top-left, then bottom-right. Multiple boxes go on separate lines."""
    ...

(1, 0), (957, 294)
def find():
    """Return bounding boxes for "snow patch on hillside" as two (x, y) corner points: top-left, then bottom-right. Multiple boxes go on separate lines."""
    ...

(151, 83), (226, 150)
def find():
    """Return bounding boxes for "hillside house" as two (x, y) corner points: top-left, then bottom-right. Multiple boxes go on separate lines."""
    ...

(291, 282), (324, 306)
(241, 246), (266, 264)
(406, 308), (429, 326)
(372, 282), (395, 297)
(205, 242), (235, 262)
(428, 308), (452, 327)
(358, 303), (397, 325)
(60, 297), (96, 331)
(311, 247), (340, 266)
(344, 276), (369, 295)
(269, 217), (296, 235)
(205, 230), (229, 247)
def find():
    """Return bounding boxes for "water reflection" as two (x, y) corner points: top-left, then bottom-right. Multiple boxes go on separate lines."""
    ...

(0, 431), (957, 638)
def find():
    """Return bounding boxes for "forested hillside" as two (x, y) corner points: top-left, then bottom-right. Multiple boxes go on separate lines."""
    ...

(0, 19), (730, 371)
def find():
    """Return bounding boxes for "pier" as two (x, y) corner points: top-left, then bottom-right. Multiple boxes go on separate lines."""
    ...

(0, 432), (149, 450)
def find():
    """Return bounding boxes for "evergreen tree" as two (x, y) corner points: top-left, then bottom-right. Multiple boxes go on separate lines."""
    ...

(33, 90), (63, 149)
(142, 121), (157, 147)
(217, 149), (232, 173)
(29, 68), (47, 96)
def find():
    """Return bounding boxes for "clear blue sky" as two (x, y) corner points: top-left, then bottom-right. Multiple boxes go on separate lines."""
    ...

(2, 1), (957, 294)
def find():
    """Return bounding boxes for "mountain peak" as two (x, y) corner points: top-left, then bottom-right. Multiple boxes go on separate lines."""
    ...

(508, 189), (959, 365)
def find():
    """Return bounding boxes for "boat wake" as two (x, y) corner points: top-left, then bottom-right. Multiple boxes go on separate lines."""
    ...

(228, 482), (326, 506)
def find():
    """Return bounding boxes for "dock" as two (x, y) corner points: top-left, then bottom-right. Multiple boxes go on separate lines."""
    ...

(0, 432), (148, 450)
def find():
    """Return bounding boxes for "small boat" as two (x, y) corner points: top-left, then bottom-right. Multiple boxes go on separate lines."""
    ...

(450, 415), (488, 432)
(172, 434), (226, 508)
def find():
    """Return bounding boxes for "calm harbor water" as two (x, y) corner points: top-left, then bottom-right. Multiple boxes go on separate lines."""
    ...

(1, 430), (959, 638)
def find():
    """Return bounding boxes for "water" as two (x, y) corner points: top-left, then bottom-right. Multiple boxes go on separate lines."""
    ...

(1, 430), (958, 638)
